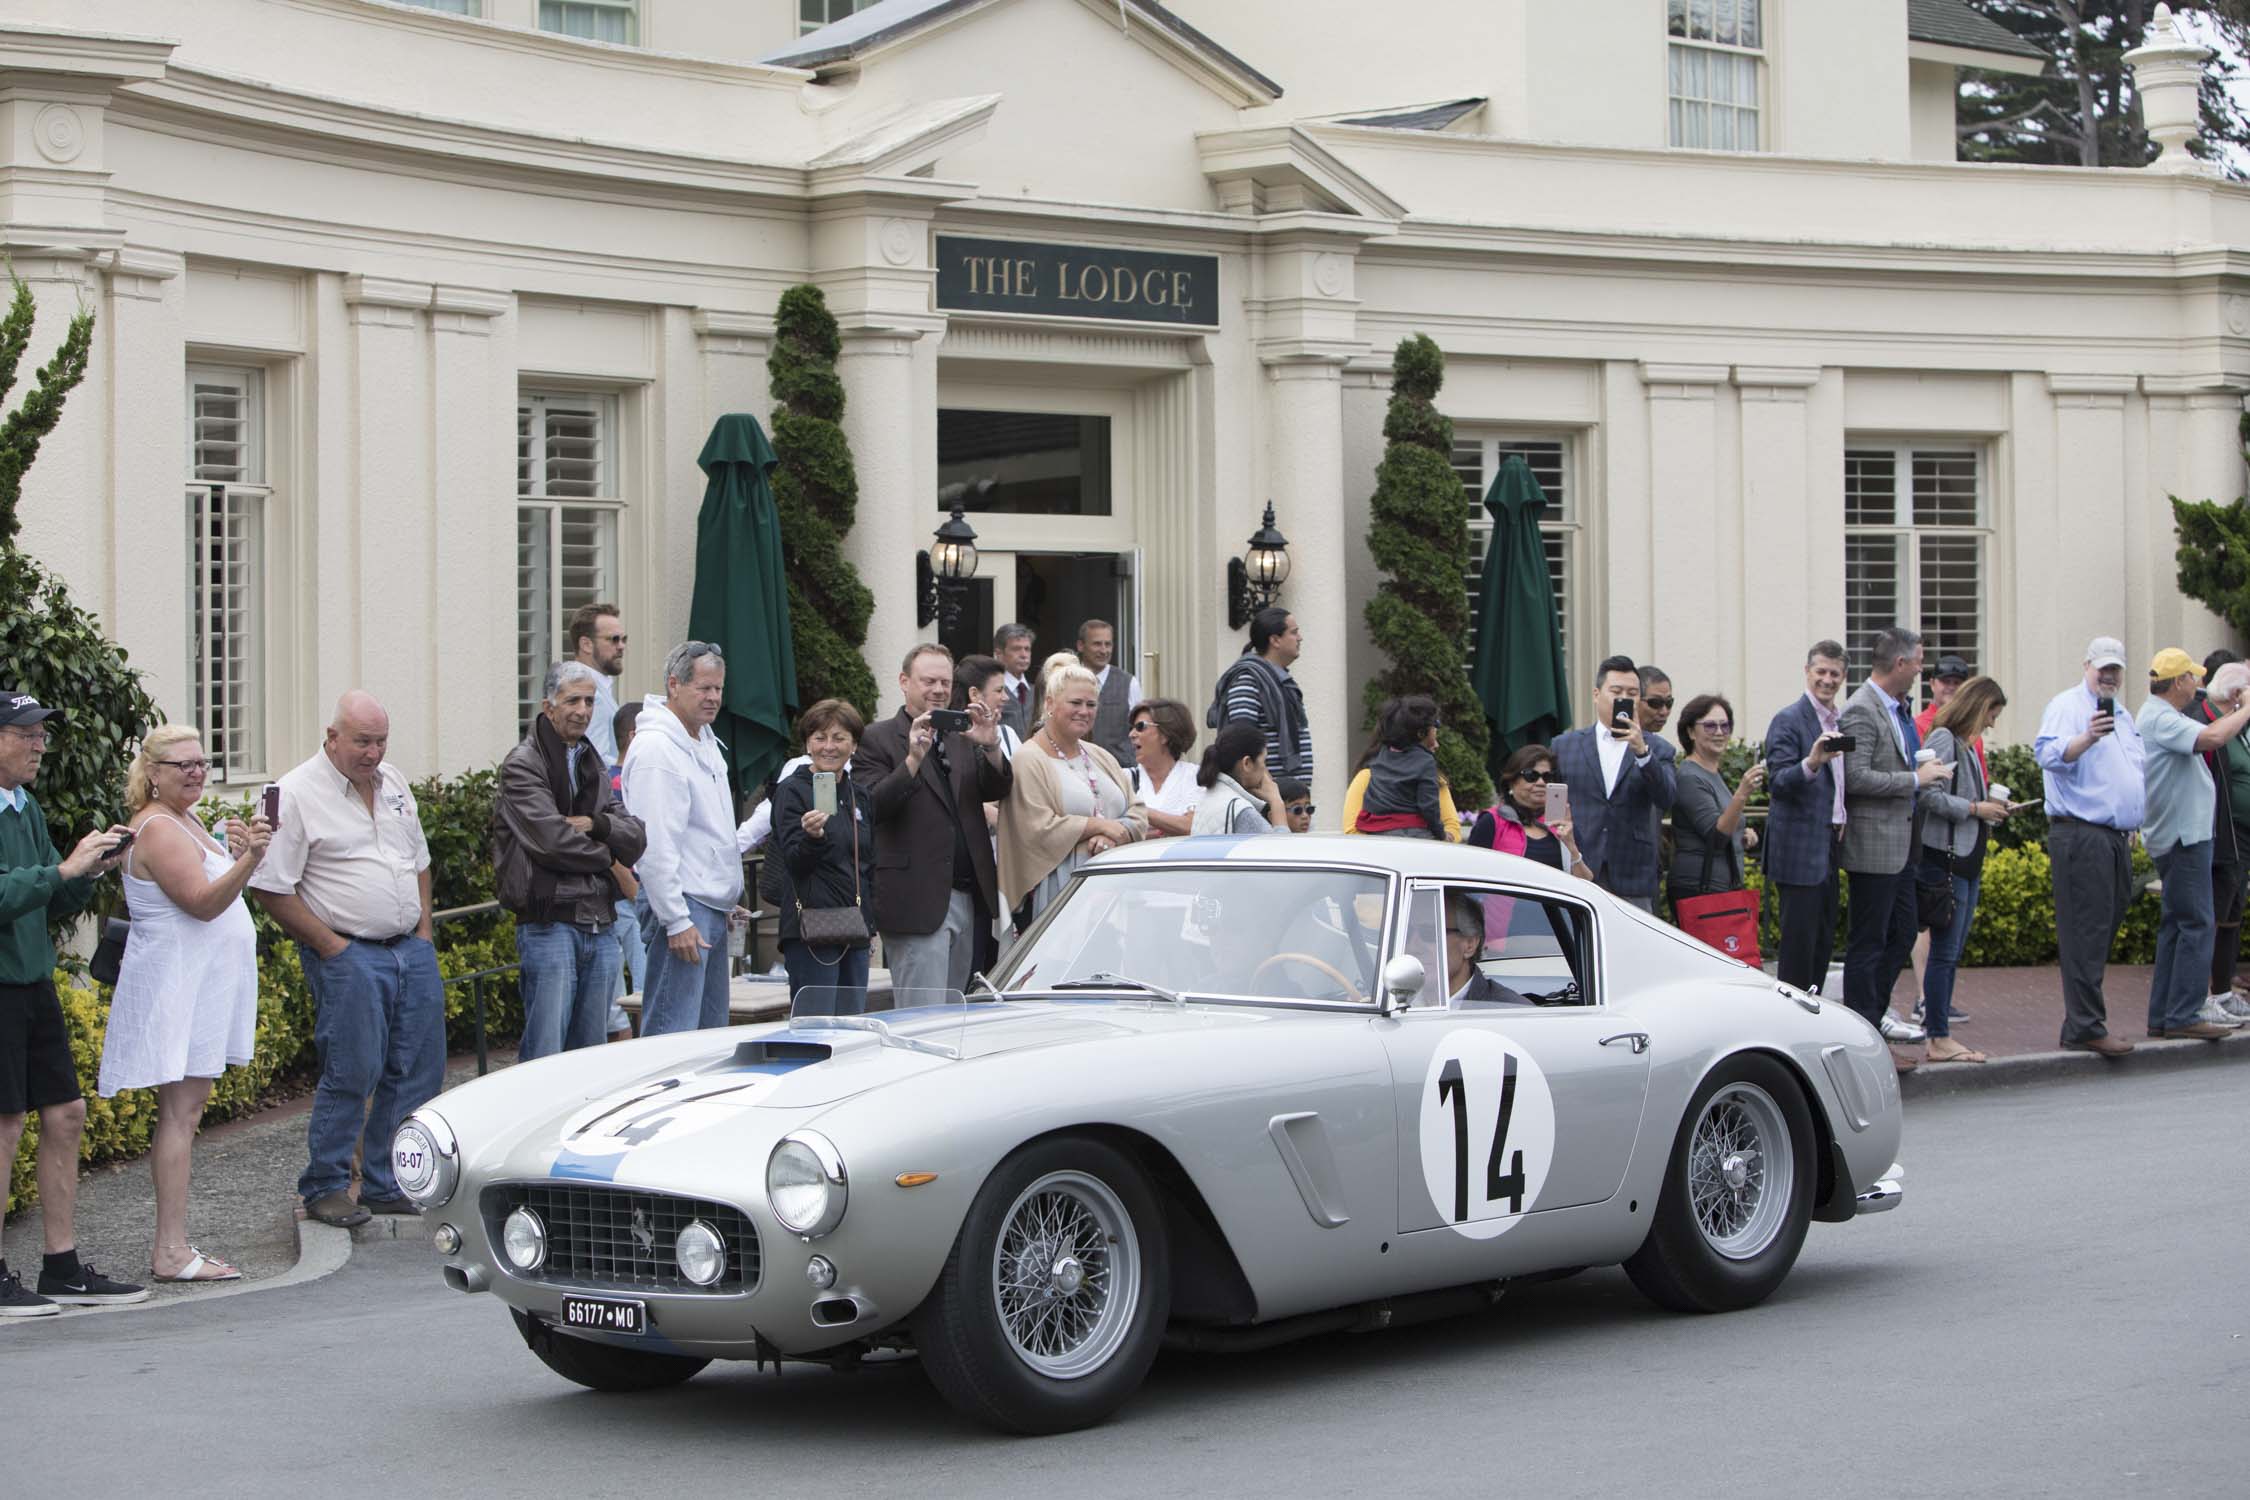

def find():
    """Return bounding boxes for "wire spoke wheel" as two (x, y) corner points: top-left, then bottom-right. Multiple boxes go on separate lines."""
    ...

(1686, 1082), (1794, 1260)
(990, 1170), (1141, 1380)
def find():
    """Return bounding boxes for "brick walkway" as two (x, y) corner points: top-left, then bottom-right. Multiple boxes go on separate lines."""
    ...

(1890, 963), (2160, 1060)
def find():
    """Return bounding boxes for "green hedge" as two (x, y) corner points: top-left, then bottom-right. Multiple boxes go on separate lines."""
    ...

(7, 772), (523, 1214)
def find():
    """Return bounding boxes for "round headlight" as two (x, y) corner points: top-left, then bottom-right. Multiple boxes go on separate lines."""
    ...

(675, 1220), (726, 1286)
(765, 1132), (848, 1238)
(390, 1112), (458, 1209)
(502, 1206), (546, 1271)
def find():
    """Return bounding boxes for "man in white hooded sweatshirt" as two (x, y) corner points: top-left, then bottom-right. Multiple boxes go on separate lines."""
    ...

(622, 641), (743, 1035)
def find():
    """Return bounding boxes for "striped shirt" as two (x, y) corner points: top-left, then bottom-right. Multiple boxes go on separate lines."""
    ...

(1224, 661), (1314, 781)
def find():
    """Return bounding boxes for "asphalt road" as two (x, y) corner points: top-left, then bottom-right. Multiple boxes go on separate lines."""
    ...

(7, 1068), (2244, 1500)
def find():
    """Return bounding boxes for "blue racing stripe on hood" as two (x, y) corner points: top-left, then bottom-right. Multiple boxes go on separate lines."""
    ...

(550, 1149), (623, 1182)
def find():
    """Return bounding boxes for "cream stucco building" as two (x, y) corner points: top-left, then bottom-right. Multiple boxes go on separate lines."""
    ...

(3, 0), (2245, 816)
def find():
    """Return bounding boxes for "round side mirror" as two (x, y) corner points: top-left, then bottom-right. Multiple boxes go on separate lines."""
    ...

(1381, 954), (1426, 1012)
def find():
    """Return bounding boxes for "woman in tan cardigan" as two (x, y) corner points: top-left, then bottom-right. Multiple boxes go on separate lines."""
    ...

(998, 654), (1149, 918)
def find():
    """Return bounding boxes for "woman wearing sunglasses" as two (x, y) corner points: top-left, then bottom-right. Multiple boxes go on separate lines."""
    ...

(1467, 745), (1586, 878)
(1668, 694), (1763, 910)
(1124, 698), (1201, 837)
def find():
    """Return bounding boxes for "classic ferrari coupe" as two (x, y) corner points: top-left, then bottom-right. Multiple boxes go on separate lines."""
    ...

(392, 836), (1903, 1433)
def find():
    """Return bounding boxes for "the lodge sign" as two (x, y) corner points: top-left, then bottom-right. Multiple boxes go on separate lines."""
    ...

(935, 235), (1218, 328)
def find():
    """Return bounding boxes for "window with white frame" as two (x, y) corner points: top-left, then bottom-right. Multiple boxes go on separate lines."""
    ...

(518, 393), (623, 731)
(1843, 445), (1986, 693)
(1451, 435), (1578, 685)
(540, 0), (635, 44)
(394, 0), (479, 15)
(185, 364), (268, 782)
(800, 0), (872, 33)
(1667, 0), (1763, 150)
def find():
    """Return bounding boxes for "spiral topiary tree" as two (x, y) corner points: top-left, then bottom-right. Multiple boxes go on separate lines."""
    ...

(767, 285), (877, 721)
(0, 273), (161, 946)
(1362, 333), (1492, 810)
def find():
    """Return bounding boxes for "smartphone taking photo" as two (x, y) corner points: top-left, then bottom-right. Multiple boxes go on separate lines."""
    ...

(812, 770), (838, 817)
(1609, 698), (1635, 731)
(929, 707), (972, 735)
(1543, 781), (1570, 827)
(260, 782), (283, 829)
(1826, 733), (1856, 754)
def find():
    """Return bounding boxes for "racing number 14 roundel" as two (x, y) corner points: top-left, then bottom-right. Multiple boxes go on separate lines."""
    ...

(1417, 1032), (1557, 1238)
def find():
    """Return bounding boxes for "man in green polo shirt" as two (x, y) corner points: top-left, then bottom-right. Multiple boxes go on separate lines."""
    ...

(0, 689), (146, 1316)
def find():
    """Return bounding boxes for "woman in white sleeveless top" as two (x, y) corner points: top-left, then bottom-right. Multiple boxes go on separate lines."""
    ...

(99, 726), (270, 1282)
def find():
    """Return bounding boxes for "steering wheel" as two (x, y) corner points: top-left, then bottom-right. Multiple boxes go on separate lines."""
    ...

(1252, 951), (1367, 1004)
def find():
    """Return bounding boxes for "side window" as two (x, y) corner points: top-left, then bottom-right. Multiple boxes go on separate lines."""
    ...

(1424, 885), (1593, 1007)
(1400, 887), (1449, 1008)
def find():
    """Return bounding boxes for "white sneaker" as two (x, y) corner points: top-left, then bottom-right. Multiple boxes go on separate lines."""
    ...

(1879, 1009), (1926, 1042)
(2220, 992), (2250, 1022)
(2196, 996), (2244, 1029)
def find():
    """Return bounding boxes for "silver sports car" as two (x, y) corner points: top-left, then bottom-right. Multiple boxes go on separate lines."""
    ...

(393, 836), (1903, 1433)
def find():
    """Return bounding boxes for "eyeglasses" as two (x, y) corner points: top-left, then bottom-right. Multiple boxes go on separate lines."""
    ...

(1514, 770), (1551, 784)
(1695, 720), (1732, 734)
(2, 727), (50, 747)
(599, 633), (628, 645)
(155, 758), (210, 773)
(1642, 697), (1674, 711)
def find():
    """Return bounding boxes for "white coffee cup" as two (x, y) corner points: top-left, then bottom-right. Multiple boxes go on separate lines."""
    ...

(1989, 782), (2012, 803)
(1916, 748), (1937, 765)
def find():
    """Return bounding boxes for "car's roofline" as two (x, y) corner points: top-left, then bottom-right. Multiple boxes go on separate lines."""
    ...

(1090, 834), (1595, 899)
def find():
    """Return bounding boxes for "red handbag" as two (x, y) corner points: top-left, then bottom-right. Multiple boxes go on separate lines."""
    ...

(1672, 841), (1763, 969)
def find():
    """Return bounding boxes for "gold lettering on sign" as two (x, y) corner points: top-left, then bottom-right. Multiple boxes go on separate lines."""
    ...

(1172, 271), (1193, 313)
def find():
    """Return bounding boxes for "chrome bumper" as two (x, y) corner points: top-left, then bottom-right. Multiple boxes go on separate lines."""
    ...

(1854, 1160), (1904, 1216)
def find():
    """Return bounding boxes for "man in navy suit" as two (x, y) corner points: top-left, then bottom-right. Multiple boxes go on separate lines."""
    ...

(1549, 655), (1677, 911)
(1762, 641), (1850, 992)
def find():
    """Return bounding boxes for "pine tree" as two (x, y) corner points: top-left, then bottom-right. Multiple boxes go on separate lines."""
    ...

(766, 285), (876, 720)
(1362, 334), (1492, 810)
(0, 274), (163, 941)
(1957, 1), (2250, 175)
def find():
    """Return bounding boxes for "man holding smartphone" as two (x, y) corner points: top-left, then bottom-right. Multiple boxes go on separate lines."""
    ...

(1548, 655), (1676, 910)
(2033, 637), (2145, 1056)
(1763, 641), (1851, 993)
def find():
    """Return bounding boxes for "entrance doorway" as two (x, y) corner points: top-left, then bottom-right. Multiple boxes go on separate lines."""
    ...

(936, 550), (1139, 688)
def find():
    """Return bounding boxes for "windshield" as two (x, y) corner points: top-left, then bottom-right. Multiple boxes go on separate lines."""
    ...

(994, 865), (1391, 1005)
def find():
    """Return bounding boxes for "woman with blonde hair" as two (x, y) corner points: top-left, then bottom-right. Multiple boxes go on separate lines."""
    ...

(998, 653), (1148, 921)
(98, 726), (270, 1281)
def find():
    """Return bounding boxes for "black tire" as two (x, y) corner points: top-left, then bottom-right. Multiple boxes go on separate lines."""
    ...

(917, 1136), (1170, 1434)
(511, 1308), (711, 1392)
(1624, 1053), (1816, 1314)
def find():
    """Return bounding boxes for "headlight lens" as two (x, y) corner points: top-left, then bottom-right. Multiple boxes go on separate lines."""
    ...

(675, 1221), (726, 1286)
(390, 1112), (458, 1208)
(765, 1132), (848, 1238)
(502, 1207), (546, 1271)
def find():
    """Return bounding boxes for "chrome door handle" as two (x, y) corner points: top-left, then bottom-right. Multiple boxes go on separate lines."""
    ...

(1600, 1032), (1650, 1055)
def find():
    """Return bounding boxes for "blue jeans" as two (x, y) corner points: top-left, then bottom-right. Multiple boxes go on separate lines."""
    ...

(515, 921), (619, 1061)
(1919, 866), (1981, 1039)
(608, 896), (641, 1035)
(782, 939), (871, 1016)
(2150, 839), (2216, 1032)
(297, 936), (446, 1204)
(639, 896), (733, 1036)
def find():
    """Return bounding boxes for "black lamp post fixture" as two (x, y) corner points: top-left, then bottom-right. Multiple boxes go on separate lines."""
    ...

(1227, 501), (1291, 631)
(916, 502), (981, 633)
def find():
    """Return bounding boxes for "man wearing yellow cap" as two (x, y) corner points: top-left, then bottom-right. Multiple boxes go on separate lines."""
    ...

(2138, 648), (2250, 1041)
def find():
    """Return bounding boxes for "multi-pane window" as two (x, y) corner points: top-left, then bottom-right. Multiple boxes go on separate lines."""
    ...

(395, 0), (479, 14)
(539, 0), (636, 44)
(185, 364), (267, 782)
(518, 393), (622, 730)
(1451, 435), (1578, 683)
(800, 0), (871, 33)
(1667, 0), (1763, 150)
(1844, 446), (1986, 696)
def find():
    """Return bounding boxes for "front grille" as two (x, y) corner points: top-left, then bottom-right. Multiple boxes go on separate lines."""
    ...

(481, 1184), (761, 1295)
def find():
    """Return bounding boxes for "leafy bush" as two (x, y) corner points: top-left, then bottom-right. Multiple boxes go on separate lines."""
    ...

(1982, 742), (2049, 852)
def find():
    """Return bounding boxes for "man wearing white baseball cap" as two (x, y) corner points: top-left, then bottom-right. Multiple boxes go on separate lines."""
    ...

(2032, 638), (2145, 1056)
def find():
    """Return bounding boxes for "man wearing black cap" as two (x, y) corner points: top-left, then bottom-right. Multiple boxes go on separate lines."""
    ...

(1914, 654), (1972, 744)
(0, 691), (146, 1316)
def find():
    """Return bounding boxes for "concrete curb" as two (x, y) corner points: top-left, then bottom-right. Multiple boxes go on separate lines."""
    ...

(21, 1214), (354, 1323)
(1902, 1028), (2250, 1100)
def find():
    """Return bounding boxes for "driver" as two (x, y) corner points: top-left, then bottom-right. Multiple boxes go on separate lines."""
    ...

(1445, 895), (1532, 1009)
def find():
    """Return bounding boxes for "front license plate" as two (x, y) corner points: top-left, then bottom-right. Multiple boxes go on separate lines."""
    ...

(561, 1295), (646, 1335)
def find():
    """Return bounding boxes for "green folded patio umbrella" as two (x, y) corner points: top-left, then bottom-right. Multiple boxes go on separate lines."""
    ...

(688, 413), (798, 801)
(1472, 454), (1573, 774)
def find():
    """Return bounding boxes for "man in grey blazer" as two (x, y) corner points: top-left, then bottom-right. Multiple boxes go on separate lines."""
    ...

(1838, 627), (1953, 1071)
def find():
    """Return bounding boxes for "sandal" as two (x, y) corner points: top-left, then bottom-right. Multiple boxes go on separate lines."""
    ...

(1926, 1040), (1987, 1064)
(152, 1248), (241, 1283)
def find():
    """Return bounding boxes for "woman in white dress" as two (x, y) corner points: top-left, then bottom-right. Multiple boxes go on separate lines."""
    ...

(99, 726), (270, 1282)
(998, 655), (1149, 921)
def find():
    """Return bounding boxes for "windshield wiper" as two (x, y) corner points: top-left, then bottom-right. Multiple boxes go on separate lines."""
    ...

(1051, 972), (1184, 1007)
